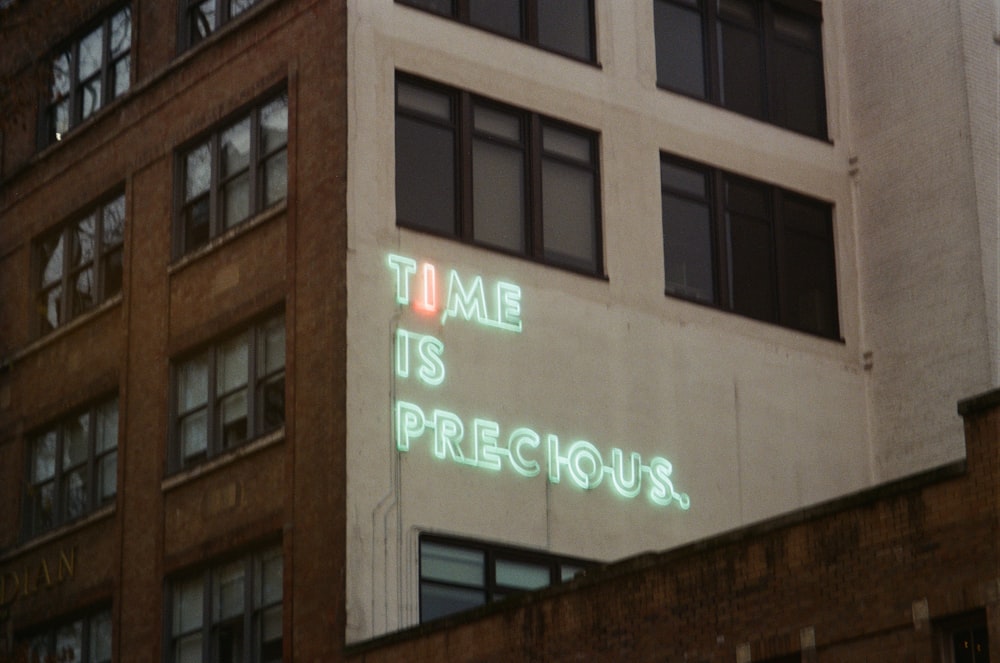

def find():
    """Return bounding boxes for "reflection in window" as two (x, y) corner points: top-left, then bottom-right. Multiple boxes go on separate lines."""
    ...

(177, 92), (288, 256)
(22, 607), (112, 663)
(44, 5), (131, 145)
(35, 191), (125, 335)
(182, 0), (262, 49)
(24, 397), (118, 539)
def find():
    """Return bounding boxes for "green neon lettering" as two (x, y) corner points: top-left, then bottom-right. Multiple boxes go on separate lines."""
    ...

(566, 440), (604, 490)
(647, 457), (691, 510)
(432, 409), (468, 464)
(508, 428), (541, 477)
(395, 400), (425, 452)
(394, 328), (413, 379)
(495, 281), (522, 332)
(442, 271), (487, 326)
(416, 335), (446, 386)
(387, 254), (417, 305)
(473, 419), (503, 470)
(547, 434), (564, 484)
(607, 448), (643, 499)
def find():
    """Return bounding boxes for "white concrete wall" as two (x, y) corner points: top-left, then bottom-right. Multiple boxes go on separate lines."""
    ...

(345, 0), (884, 642)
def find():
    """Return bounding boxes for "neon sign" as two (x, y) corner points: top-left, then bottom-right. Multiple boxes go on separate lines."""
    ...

(388, 253), (689, 511)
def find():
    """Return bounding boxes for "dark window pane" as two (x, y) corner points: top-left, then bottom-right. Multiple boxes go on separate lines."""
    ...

(661, 160), (706, 197)
(395, 116), (456, 234)
(403, 0), (454, 15)
(103, 250), (123, 298)
(780, 197), (836, 336)
(421, 542), (484, 585)
(718, 20), (764, 118)
(223, 172), (251, 228)
(421, 584), (486, 621)
(537, 0), (591, 60)
(663, 194), (714, 302)
(728, 213), (774, 322)
(654, 0), (706, 97)
(184, 196), (211, 251)
(190, 1), (217, 44)
(542, 160), (596, 272)
(472, 106), (525, 252)
(772, 38), (825, 138)
(469, 0), (521, 38)
(261, 376), (285, 429)
(495, 559), (550, 590)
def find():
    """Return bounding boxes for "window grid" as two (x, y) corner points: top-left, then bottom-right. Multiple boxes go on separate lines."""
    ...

(660, 153), (839, 339)
(176, 92), (288, 257)
(182, 0), (261, 50)
(171, 314), (285, 473)
(419, 535), (592, 623)
(169, 546), (283, 663)
(35, 191), (125, 336)
(653, 0), (827, 139)
(44, 5), (131, 146)
(395, 74), (603, 276)
(21, 607), (113, 663)
(397, 0), (596, 63)
(24, 397), (118, 539)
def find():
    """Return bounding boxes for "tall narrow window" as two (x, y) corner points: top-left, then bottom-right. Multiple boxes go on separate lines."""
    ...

(395, 74), (603, 276)
(35, 191), (125, 335)
(21, 607), (112, 663)
(181, 0), (262, 50)
(661, 154), (839, 338)
(177, 92), (288, 256)
(398, 0), (595, 62)
(172, 313), (285, 472)
(24, 397), (118, 539)
(44, 5), (131, 145)
(653, 0), (827, 139)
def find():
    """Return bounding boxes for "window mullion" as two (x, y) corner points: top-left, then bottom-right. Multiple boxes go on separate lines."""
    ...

(761, 1), (776, 125)
(527, 114), (543, 259)
(703, 0), (721, 105)
(524, 0), (538, 45)
(456, 0), (470, 22)
(458, 92), (474, 241)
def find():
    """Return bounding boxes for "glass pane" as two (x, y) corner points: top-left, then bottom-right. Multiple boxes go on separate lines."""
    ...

(560, 564), (584, 582)
(260, 605), (283, 662)
(39, 285), (63, 332)
(184, 196), (211, 251)
(71, 215), (96, 267)
(654, 0), (705, 97)
(663, 194), (715, 302)
(214, 560), (246, 621)
(32, 431), (57, 482)
(542, 160), (596, 271)
(39, 232), (64, 287)
(63, 412), (90, 467)
(181, 410), (208, 459)
(263, 151), (288, 207)
(51, 100), (70, 141)
(772, 39), (825, 137)
(728, 213), (774, 322)
(63, 468), (88, 518)
(103, 195), (126, 246)
(98, 451), (117, 501)
(261, 376), (285, 429)
(469, 0), (521, 38)
(230, 0), (256, 18)
(473, 138), (524, 252)
(718, 20), (763, 118)
(113, 55), (130, 98)
(77, 25), (104, 80)
(214, 620), (245, 663)
(96, 399), (119, 453)
(55, 620), (84, 663)
(421, 542), (484, 586)
(221, 117), (251, 177)
(190, 0), (217, 42)
(474, 105), (521, 142)
(110, 7), (132, 55)
(542, 125), (591, 162)
(538, 0), (591, 59)
(32, 482), (56, 532)
(218, 333), (249, 392)
(177, 633), (203, 663)
(405, 0), (453, 16)
(397, 81), (451, 120)
(80, 78), (102, 120)
(90, 609), (113, 663)
(662, 160), (706, 197)
(259, 548), (283, 606)
(718, 0), (756, 23)
(102, 249), (123, 299)
(174, 576), (205, 634)
(260, 94), (289, 154)
(395, 116), (455, 234)
(185, 143), (212, 201)
(421, 583), (485, 621)
(258, 316), (286, 374)
(495, 559), (550, 590)
(223, 171), (250, 228)
(220, 390), (248, 447)
(72, 267), (95, 316)
(51, 51), (70, 99)
(179, 354), (209, 411)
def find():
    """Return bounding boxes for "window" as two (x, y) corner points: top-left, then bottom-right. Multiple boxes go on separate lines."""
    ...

(176, 92), (288, 257)
(43, 5), (131, 145)
(181, 0), (262, 50)
(168, 545), (282, 663)
(24, 397), (118, 539)
(939, 613), (991, 663)
(171, 313), (285, 472)
(398, 0), (595, 62)
(419, 535), (592, 622)
(19, 607), (112, 663)
(35, 192), (125, 335)
(395, 74), (603, 275)
(653, 0), (827, 139)
(660, 154), (839, 338)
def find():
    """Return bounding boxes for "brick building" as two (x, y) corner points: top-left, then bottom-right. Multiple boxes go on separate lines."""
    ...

(0, 0), (998, 661)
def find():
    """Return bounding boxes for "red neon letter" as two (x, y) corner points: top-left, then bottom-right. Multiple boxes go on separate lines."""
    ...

(415, 262), (437, 314)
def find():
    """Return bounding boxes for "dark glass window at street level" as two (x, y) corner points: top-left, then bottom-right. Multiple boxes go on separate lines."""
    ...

(951, 626), (990, 663)
(169, 545), (283, 663)
(24, 397), (118, 540)
(395, 74), (602, 275)
(178, 92), (288, 256)
(653, 0), (827, 139)
(20, 607), (113, 663)
(398, 0), (594, 61)
(44, 5), (131, 146)
(419, 535), (592, 622)
(182, 0), (261, 49)
(35, 192), (125, 336)
(172, 313), (285, 472)
(660, 154), (839, 338)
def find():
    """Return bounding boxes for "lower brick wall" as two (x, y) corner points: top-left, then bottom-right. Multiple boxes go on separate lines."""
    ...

(346, 389), (1000, 662)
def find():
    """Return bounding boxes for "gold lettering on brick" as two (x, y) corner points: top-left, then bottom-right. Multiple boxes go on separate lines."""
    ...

(58, 547), (76, 581)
